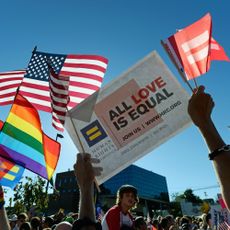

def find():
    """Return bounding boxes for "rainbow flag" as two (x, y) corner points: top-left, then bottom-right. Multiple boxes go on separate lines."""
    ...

(0, 155), (24, 189)
(43, 132), (60, 180)
(0, 94), (60, 180)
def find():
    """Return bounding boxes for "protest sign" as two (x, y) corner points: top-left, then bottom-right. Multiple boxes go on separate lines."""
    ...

(65, 51), (192, 184)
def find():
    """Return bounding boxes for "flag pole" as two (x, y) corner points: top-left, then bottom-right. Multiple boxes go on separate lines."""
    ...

(66, 108), (85, 152)
(66, 107), (101, 193)
(46, 61), (101, 192)
(161, 40), (194, 92)
(192, 78), (198, 89)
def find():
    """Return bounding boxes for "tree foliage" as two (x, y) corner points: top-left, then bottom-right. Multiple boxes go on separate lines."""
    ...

(13, 176), (48, 214)
(172, 189), (203, 204)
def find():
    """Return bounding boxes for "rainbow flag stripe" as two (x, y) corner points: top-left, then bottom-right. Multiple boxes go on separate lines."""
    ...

(0, 94), (59, 179)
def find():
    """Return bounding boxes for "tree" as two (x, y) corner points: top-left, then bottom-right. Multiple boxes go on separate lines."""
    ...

(13, 176), (48, 214)
(172, 189), (202, 204)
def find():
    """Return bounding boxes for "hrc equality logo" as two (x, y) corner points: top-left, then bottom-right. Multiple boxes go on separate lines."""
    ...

(0, 158), (24, 188)
(81, 120), (107, 147)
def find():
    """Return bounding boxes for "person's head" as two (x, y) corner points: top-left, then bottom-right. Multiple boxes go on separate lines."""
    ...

(165, 215), (174, 227)
(72, 218), (102, 230)
(205, 213), (211, 227)
(116, 184), (139, 210)
(17, 213), (29, 228)
(30, 216), (41, 230)
(180, 216), (193, 230)
(160, 218), (169, 230)
(134, 216), (147, 230)
(43, 216), (54, 228)
(152, 219), (159, 228)
(19, 222), (31, 230)
(54, 221), (72, 230)
(9, 214), (18, 228)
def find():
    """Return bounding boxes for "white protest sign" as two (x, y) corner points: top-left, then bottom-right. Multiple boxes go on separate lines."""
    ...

(65, 51), (192, 184)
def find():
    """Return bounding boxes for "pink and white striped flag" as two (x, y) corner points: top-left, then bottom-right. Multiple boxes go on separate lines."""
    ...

(163, 13), (229, 80)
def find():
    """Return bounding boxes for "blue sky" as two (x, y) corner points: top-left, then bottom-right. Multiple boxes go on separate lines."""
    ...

(1, 1), (230, 202)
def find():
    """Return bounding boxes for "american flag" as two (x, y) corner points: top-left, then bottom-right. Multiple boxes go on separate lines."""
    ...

(218, 221), (230, 230)
(162, 13), (229, 80)
(18, 50), (108, 131)
(0, 70), (26, 106)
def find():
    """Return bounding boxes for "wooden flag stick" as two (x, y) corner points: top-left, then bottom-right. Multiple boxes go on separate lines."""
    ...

(161, 40), (194, 92)
(66, 108), (101, 193)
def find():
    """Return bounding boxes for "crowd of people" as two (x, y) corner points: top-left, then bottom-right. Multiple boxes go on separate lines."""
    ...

(0, 86), (229, 230)
(2, 209), (214, 230)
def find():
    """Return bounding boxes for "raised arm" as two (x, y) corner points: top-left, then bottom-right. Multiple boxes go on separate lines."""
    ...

(188, 85), (230, 210)
(0, 186), (10, 230)
(73, 153), (102, 222)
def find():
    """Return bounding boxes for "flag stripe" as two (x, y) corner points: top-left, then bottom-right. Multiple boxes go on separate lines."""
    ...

(181, 30), (209, 52)
(69, 81), (99, 91)
(63, 63), (106, 72)
(61, 71), (103, 82)
(187, 46), (209, 64)
(0, 132), (45, 162)
(43, 133), (60, 180)
(0, 70), (25, 105)
(2, 122), (43, 154)
(0, 144), (47, 178)
(70, 76), (102, 87)
(6, 113), (42, 142)
(61, 67), (105, 78)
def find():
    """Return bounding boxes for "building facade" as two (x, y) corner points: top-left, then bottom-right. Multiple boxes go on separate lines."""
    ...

(49, 165), (169, 215)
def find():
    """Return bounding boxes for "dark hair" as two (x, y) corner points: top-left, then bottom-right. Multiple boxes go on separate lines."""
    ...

(160, 217), (169, 229)
(134, 216), (146, 229)
(19, 222), (31, 230)
(205, 213), (211, 223)
(72, 218), (102, 230)
(18, 213), (28, 221)
(120, 225), (133, 230)
(44, 216), (54, 228)
(30, 216), (41, 229)
(116, 184), (139, 205)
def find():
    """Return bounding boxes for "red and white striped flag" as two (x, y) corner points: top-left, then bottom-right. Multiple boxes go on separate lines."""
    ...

(218, 221), (230, 230)
(18, 50), (108, 131)
(0, 70), (26, 106)
(163, 13), (229, 80)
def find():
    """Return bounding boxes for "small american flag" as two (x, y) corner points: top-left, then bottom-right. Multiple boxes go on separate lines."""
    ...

(18, 50), (108, 131)
(0, 70), (26, 106)
(218, 221), (230, 230)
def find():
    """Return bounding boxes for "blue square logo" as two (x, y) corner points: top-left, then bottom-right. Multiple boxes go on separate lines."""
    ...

(81, 120), (107, 147)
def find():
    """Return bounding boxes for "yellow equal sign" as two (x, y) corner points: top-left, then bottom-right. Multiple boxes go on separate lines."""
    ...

(86, 126), (102, 141)
(0, 163), (19, 181)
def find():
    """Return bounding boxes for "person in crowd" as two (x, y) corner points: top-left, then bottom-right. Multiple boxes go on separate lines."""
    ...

(199, 213), (212, 230)
(188, 85), (230, 210)
(19, 222), (31, 230)
(158, 217), (169, 230)
(42, 216), (54, 229)
(180, 216), (191, 230)
(30, 216), (41, 230)
(54, 221), (72, 230)
(72, 153), (103, 230)
(152, 219), (159, 230)
(14, 213), (29, 230)
(9, 214), (18, 230)
(165, 215), (175, 230)
(133, 216), (147, 230)
(101, 184), (139, 229)
(0, 185), (10, 230)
